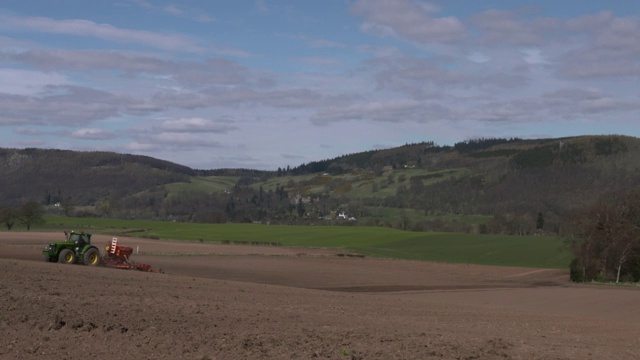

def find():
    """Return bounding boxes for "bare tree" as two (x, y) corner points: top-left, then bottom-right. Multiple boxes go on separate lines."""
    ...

(0, 207), (18, 230)
(19, 202), (45, 231)
(60, 196), (75, 216)
(571, 192), (640, 283)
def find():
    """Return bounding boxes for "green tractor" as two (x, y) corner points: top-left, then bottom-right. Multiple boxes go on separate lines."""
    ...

(42, 230), (101, 266)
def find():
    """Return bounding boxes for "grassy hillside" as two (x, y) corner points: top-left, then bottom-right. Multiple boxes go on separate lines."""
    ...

(2, 135), (640, 236)
(164, 176), (240, 198)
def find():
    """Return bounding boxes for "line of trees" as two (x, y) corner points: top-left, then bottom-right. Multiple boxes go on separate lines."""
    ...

(0, 202), (45, 230)
(569, 191), (640, 283)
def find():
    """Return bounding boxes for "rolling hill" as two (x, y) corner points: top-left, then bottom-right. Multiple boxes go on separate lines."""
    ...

(2, 135), (639, 234)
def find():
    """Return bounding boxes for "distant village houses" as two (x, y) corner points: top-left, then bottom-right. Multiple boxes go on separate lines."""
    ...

(337, 211), (357, 221)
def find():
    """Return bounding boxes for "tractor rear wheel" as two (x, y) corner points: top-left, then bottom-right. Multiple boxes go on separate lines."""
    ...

(59, 249), (76, 264)
(83, 248), (101, 266)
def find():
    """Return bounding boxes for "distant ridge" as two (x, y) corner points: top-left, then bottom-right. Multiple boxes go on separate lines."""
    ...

(1, 135), (639, 235)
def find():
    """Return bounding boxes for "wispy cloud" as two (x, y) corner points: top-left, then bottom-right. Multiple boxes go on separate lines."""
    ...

(0, 14), (203, 52)
(123, 0), (216, 23)
(127, 133), (225, 151)
(0, 68), (68, 96)
(291, 34), (347, 49)
(158, 117), (237, 133)
(351, 0), (466, 43)
(71, 128), (116, 140)
(471, 10), (555, 46)
(0, 85), (136, 126)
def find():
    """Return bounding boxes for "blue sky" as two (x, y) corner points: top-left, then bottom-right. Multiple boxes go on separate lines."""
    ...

(1, 1), (639, 170)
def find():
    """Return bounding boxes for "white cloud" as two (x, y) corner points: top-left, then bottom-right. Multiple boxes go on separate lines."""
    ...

(14, 127), (45, 135)
(555, 13), (640, 79)
(123, 141), (158, 152)
(522, 48), (549, 65)
(296, 56), (344, 68)
(467, 52), (490, 63)
(0, 85), (136, 126)
(541, 88), (638, 115)
(8, 49), (258, 91)
(11, 49), (175, 72)
(370, 56), (529, 98)
(291, 34), (347, 49)
(566, 11), (614, 32)
(71, 128), (116, 140)
(311, 99), (451, 125)
(351, 0), (466, 43)
(129, 132), (225, 151)
(159, 118), (237, 133)
(0, 14), (203, 52)
(0, 68), (68, 95)
(473, 10), (529, 43)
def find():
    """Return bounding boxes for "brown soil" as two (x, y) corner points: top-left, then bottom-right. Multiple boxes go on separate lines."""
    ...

(1, 231), (639, 359)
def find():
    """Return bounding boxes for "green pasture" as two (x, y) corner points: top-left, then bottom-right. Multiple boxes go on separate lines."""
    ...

(338, 168), (467, 199)
(358, 233), (570, 268)
(164, 176), (239, 197)
(252, 173), (319, 192)
(250, 168), (466, 199)
(360, 207), (493, 225)
(37, 216), (571, 269)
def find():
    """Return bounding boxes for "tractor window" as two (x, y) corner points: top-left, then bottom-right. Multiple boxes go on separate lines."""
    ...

(69, 234), (80, 242)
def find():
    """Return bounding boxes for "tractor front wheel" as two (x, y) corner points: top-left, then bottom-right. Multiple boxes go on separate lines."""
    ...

(59, 249), (76, 264)
(83, 248), (101, 266)
(44, 254), (58, 263)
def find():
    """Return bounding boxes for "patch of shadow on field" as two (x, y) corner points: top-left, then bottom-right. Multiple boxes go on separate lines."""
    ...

(317, 283), (563, 293)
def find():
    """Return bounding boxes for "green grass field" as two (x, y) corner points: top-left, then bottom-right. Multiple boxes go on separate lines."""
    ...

(36, 216), (571, 269)
(164, 176), (239, 197)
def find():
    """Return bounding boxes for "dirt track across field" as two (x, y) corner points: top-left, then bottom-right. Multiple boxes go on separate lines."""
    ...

(1, 231), (639, 359)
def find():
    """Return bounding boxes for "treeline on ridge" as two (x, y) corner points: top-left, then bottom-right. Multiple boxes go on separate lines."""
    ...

(1, 136), (639, 238)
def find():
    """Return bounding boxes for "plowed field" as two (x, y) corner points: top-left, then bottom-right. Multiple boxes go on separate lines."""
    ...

(1, 232), (638, 359)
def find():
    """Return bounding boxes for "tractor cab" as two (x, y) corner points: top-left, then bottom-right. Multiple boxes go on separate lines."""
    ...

(67, 231), (91, 250)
